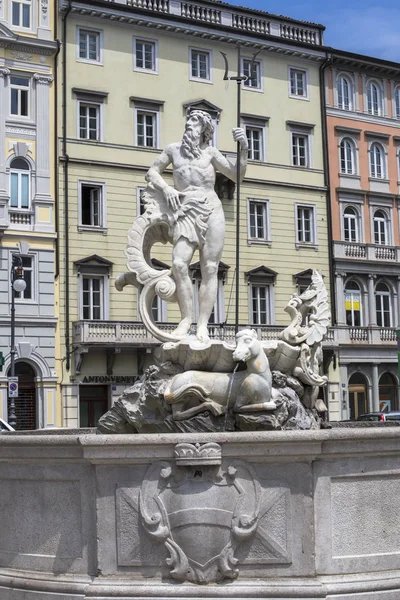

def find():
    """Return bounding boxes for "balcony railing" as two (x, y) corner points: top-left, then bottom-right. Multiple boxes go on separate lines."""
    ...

(84, 0), (322, 46)
(334, 241), (400, 262)
(73, 321), (398, 348)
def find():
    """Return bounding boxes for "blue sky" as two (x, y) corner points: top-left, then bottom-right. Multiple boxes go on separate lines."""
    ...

(228, 1), (400, 62)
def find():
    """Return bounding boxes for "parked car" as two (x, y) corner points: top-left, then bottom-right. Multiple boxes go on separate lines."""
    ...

(0, 418), (14, 432)
(357, 412), (400, 422)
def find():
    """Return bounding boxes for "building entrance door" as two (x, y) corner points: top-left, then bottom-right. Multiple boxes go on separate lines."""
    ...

(348, 373), (368, 420)
(79, 385), (109, 427)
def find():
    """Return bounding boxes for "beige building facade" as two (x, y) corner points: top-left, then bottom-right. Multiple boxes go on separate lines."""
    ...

(58, 0), (333, 427)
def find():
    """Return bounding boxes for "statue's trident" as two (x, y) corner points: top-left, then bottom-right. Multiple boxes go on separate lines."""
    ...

(220, 45), (260, 333)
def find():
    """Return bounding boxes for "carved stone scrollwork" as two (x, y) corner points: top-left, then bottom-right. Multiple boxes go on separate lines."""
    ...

(33, 74), (54, 86)
(139, 459), (260, 583)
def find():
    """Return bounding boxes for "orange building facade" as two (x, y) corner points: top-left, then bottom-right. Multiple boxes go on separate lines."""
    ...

(325, 51), (400, 420)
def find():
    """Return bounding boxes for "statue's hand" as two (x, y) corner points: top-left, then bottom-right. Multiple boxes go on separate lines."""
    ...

(232, 127), (248, 150)
(163, 186), (180, 211)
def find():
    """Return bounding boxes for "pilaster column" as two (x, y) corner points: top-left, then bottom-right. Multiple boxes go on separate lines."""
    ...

(368, 274), (376, 326)
(0, 68), (10, 227)
(33, 74), (53, 201)
(371, 364), (380, 412)
(335, 271), (346, 325)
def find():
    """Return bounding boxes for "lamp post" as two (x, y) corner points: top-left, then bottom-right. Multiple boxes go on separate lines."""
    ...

(8, 252), (26, 429)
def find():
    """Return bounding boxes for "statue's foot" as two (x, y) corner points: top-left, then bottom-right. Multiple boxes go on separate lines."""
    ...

(196, 324), (210, 344)
(171, 318), (192, 339)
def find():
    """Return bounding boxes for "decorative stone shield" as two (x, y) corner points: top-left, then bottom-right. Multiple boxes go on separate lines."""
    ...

(139, 454), (260, 584)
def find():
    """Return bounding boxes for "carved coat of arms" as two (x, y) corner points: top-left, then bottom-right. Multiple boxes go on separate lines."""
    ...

(139, 444), (260, 584)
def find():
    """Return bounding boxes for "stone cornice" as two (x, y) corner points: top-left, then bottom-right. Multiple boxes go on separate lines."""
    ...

(62, 1), (326, 62)
(0, 36), (58, 56)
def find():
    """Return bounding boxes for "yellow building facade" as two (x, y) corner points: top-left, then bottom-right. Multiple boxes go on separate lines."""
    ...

(0, 0), (58, 428)
(58, 0), (333, 426)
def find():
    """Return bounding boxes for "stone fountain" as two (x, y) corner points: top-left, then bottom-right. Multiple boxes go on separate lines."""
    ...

(1, 111), (399, 599)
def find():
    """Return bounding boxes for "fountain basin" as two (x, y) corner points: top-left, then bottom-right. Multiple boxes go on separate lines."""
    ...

(1, 428), (400, 599)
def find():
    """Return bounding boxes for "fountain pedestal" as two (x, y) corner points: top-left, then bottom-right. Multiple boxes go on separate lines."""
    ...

(1, 428), (400, 599)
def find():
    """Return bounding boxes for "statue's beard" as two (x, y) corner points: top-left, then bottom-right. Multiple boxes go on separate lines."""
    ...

(181, 125), (202, 160)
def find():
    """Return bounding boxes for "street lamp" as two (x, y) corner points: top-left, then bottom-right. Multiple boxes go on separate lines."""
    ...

(8, 252), (26, 429)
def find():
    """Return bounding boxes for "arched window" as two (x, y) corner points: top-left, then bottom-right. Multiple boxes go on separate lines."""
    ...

(10, 158), (30, 210)
(373, 209), (389, 245)
(366, 80), (382, 116)
(340, 137), (356, 174)
(369, 142), (385, 179)
(337, 75), (352, 110)
(379, 372), (398, 411)
(395, 86), (400, 119)
(345, 280), (362, 326)
(375, 281), (392, 327)
(343, 206), (359, 242)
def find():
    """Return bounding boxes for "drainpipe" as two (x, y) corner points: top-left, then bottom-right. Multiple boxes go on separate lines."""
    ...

(62, 0), (72, 371)
(319, 52), (335, 325)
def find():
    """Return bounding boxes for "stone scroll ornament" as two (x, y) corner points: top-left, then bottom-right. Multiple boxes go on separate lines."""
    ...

(139, 448), (260, 584)
(115, 185), (184, 343)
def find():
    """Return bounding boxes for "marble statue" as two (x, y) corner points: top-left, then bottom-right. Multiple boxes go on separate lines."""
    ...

(104, 110), (332, 437)
(116, 109), (248, 343)
(165, 328), (278, 421)
(99, 270), (330, 434)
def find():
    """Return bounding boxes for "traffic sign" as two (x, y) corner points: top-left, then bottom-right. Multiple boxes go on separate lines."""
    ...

(8, 376), (18, 398)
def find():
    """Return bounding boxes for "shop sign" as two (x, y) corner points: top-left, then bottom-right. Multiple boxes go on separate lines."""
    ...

(81, 375), (138, 384)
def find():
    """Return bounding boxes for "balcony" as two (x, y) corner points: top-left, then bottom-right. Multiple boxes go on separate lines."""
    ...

(72, 321), (397, 348)
(333, 241), (400, 263)
(72, 321), (285, 346)
(73, 0), (323, 46)
(330, 326), (397, 345)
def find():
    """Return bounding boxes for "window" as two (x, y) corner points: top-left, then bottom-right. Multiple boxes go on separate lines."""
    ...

(373, 209), (389, 245)
(14, 255), (33, 300)
(251, 285), (271, 325)
(289, 67), (308, 99)
(375, 282), (392, 327)
(337, 75), (352, 110)
(369, 142), (385, 179)
(340, 138), (356, 175)
(248, 199), (269, 241)
(343, 206), (360, 243)
(291, 133), (309, 167)
(79, 182), (105, 229)
(395, 87), (400, 119)
(82, 276), (104, 320)
(190, 48), (211, 81)
(79, 102), (100, 140)
(136, 111), (157, 148)
(78, 28), (102, 63)
(10, 76), (29, 117)
(242, 58), (262, 90)
(134, 38), (157, 72)
(11, 0), (31, 28)
(10, 158), (30, 209)
(345, 280), (362, 326)
(296, 204), (316, 245)
(246, 126), (263, 161)
(366, 80), (382, 116)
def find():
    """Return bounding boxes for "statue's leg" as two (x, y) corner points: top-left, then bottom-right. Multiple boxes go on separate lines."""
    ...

(197, 209), (225, 342)
(171, 238), (196, 338)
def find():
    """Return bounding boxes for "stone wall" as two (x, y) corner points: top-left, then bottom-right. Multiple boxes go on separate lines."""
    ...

(1, 428), (400, 598)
